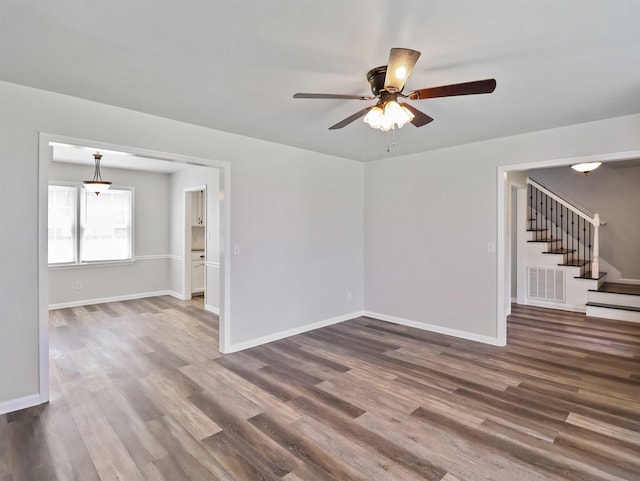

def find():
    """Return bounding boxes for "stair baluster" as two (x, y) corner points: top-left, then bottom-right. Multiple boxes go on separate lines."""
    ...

(527, 178), (602, 279)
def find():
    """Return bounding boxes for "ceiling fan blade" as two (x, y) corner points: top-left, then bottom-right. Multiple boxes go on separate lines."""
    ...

(400, 103), (434, 127)
(408, 78), (497, 100)
(293, 93), (373, 100)
(384, 48), (421, 92)
(328, 106), (374, 130)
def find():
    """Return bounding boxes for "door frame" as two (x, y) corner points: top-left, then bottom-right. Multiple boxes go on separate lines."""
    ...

(38, 133), (233, 406)
(184, 185), (207, 299)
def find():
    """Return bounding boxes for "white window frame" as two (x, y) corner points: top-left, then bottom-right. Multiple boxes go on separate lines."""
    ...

(47, 181), (78, 265)
(48, 181), (135, 269)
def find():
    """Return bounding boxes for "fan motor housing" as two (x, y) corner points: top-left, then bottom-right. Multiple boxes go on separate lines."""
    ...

(367, 66), (388, 96)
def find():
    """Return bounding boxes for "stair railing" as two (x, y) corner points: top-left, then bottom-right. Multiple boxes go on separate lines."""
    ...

(527, 177), (604, 279)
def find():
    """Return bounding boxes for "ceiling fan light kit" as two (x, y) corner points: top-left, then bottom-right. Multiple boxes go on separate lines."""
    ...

(363, 101), (414, 131)
(294, 47), (497, 147)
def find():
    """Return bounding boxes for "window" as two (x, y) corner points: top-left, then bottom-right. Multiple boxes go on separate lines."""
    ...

(48, 183), (134, 265)
(48, 185), (76, 264)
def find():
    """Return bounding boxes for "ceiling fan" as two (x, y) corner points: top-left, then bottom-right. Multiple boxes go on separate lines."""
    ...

(293, 48), (496, 131)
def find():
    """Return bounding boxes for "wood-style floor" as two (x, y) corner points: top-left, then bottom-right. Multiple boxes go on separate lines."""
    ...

(1, 298), (640, 481)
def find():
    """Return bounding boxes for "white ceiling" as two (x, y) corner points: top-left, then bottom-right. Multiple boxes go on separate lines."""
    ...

(2, 1), (640, 162)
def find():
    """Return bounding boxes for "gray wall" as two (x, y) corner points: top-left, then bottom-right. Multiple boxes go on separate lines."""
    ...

(48, 162), (171, 305)
(530, 162), (640, 279)
(0, 80), (364, 405)
(364, 114), (640, 339)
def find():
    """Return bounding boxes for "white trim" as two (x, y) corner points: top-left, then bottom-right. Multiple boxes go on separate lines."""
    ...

(135, 254), (171, 261)
(168, 255), (183, 261)
(48, 290), (174, 310)
(49, 260), (136, 270)
(0, 393), (46, 416)
(38, 140), (51, 407)
(511, 297), (517, 303)
(205, 261), (220, 268)
(497, 149), (640, 349)
(364, 311), (504, 346)
(168, 290), (190, 301)
(225, 311), (364, 353)
(524, 299), (586, 313)
(205, 304), (220, 315)
(617, 278), (640, 285)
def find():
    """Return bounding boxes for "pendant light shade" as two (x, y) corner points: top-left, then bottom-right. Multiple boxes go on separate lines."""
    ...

(83, 152), (112, 195)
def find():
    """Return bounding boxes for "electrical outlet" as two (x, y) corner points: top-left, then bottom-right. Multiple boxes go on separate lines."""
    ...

(487, 240), (496, 254)
(347, 291), (352, 302)
(207, 231), (211, 240)
(75, 282), (82, 290)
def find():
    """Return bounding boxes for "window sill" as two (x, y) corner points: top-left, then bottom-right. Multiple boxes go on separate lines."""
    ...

(48, 259), (135, 270)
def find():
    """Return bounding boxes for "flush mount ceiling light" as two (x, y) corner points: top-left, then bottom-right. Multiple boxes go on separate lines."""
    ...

(83, 152), (112, 195)
(571, 162), (602, 174)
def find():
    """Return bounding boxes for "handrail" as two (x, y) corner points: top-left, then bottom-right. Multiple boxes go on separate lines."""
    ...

(527, 177), (602, 279)
(527, 177), (605, 227)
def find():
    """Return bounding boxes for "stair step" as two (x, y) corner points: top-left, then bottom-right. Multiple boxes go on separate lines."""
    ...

(527, 228), (549, 232)
(591, 282), (640, 296)
(543, 249), (575, 255)
(575, 271), (607, 280)
(527, 239), (563, 244)
(586, 302), (640, 313)
(588, 290), (640, 309)
(586, 302), (640, 323)
(559, 260), (589, 267)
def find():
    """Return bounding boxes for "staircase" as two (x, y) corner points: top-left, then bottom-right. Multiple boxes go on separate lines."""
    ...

(587, 283), (640, 323)
(523, 178), (640, 323)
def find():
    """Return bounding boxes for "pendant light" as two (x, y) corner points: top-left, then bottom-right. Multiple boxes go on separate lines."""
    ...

(83, 151), (112, 195)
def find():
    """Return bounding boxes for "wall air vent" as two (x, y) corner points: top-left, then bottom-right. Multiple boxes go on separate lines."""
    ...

(527, 267), (565, 302)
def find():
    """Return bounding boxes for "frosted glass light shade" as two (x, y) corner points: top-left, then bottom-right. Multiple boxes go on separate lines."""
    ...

(364, 101), (415, 131)
(83, 181), (112, 195)
(571, 162), (602, 174)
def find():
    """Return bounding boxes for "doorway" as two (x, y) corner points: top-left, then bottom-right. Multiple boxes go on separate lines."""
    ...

(182, 185), (221, 316)
(38, 133), (232, 406)
(497, 150), (640, 345)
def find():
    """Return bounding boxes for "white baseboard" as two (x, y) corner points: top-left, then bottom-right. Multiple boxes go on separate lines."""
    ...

(204, 304), (220, 315)
(617, 278), (640, 285)
(49, 290), (172, 309)
(225, 311), (365, 353)
(0, 393), (46, 416)
(168, 290), (190, 300)
(524, 299), (586, 313)
(363, 310), (504, 347)
(511, 297), (517, 303)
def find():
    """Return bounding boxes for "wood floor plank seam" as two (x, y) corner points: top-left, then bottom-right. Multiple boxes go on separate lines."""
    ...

(2, 299), (640, 481)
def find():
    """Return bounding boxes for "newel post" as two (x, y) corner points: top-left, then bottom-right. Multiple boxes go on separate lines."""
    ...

(592, 214), (600, 279)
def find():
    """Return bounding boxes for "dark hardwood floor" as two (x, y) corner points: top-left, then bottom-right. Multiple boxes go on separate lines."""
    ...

(1, 298), (639, 480)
